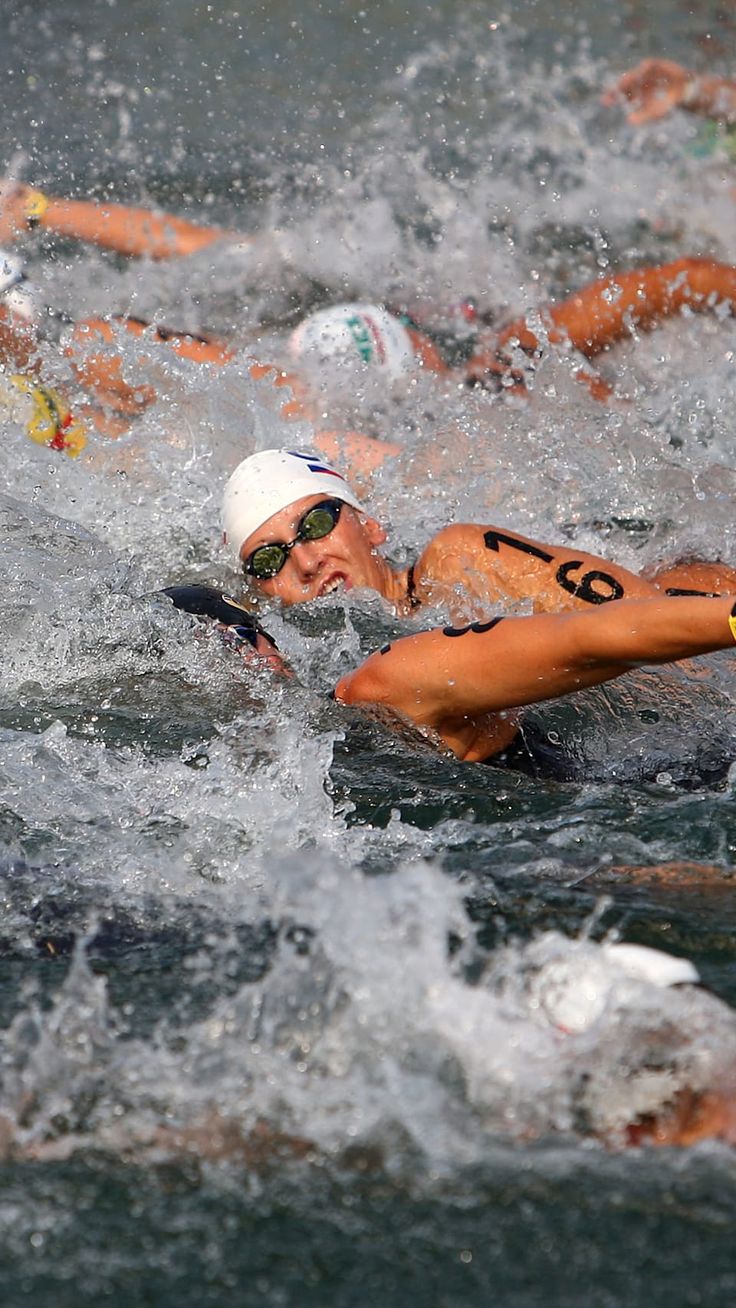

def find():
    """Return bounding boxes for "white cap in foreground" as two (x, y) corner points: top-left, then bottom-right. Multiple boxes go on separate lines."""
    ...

(222, 448), (365, 558)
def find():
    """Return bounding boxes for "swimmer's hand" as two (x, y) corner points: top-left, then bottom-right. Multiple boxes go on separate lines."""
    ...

(464, 352), (528, 393)
(467, 317), (618, 404)
(162, 584), (286, 673)
(601, 59), (692, 125)
(0, 180), (48, 240)
(220, 621), (287, 673)
(464, 318), (549, 392)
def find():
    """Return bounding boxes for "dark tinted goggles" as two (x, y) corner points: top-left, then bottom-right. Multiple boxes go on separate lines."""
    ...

(244, 498), (344, 580)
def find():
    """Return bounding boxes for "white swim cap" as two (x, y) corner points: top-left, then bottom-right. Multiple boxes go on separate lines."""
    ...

(0, 248), (37, 322)
(289, 303), (414, 381)
(0, 247), (24, 296)
(222, 448), (365, 558)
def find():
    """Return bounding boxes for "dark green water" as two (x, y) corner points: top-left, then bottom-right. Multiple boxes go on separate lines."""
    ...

(4, 1150), (736, 1307)
(2, 0), (736, 1302)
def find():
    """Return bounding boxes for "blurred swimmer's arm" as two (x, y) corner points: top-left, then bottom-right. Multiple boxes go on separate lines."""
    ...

(64, 320), (156, 416)
(546, 259), (736, 356)
(463, 318), (615, 399)
(243, 361), (402, 481)
(624, 1088), (736, 1148)
(0, 181), (241, 258)
(63, 316), (236, 416)
(335, 596), (736, 757)
(602, 59), (736, 126)
(106, 316), (235, 364)
(467, 259), (736, 374)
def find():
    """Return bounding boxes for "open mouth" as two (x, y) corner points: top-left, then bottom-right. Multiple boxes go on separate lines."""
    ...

(319, 573), (350, 597)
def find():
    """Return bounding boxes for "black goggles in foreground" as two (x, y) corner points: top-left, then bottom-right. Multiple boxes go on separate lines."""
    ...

(243, 498), (344, 580)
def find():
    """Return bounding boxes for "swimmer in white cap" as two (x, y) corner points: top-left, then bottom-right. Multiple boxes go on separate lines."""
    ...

(222, 448), (398, 604)
(0, 236), (245, 446)
(0, 248), (89, 456)
(223, 447), (736, 617)
(6, 180), (736, 401)
(0, 246), (37, 322)
(288, 301), (445, 382)
(0, 258), (397, 468)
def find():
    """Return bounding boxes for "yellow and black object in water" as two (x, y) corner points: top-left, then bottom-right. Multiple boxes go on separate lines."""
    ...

(0, 374), (87, 457)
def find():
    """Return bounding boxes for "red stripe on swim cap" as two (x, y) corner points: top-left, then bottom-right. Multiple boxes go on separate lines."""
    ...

(363, 313), (387, 364)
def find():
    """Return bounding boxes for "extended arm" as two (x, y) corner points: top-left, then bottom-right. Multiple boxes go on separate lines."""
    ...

(0, 181), (241, 258)
(466, 258), (736, 382)
(545, 258), (736, 357)
(602, 59), (736, 126)
(335, 596), (736, 760)
(64, 316), (237, 414)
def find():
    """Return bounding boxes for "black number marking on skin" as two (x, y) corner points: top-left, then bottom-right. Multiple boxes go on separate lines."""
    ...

(665, 587), (721, 598)
(442, 617), (505, 638)
(483, 530), (554, 563)
(555, 560), (625, 605)
(483, 530), (624, 605)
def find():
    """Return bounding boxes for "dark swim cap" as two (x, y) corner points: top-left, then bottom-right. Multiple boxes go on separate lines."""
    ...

(162, 584), (278, 649)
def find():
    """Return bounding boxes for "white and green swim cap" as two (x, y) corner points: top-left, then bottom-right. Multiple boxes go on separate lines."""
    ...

(289, 303), (414, 381)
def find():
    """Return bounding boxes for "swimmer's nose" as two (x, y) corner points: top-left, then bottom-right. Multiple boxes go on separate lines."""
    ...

(289, 540), (327, 579)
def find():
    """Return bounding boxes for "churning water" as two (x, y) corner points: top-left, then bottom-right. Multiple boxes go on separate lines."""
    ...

(2, 0), (736, 1303)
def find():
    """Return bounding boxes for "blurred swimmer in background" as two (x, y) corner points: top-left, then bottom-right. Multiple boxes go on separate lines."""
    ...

(603, 58), (736, 128)
(0, 242), (393, 473)
(4, 179), (736, 427)
(4, 928), (736, 1157)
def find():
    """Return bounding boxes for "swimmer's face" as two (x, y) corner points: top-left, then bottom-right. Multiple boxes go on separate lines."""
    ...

(239, 493), (387, 606)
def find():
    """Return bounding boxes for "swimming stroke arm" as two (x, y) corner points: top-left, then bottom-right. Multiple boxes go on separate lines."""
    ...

(468, 259), (736, 375)
(0, 181), (240, 258)
(334, 596), (736, 737)
(545, 259), (736, 357)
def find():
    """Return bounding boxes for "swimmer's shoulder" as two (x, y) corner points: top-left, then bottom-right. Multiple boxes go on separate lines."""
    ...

(416, 524), (485, 569)
(413, 523), (495, 598)
(413, 522), (578, 610)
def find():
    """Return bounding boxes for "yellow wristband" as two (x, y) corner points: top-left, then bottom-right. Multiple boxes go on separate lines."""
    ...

(24, 188), (49, 229)
(729, 606), (736, 644)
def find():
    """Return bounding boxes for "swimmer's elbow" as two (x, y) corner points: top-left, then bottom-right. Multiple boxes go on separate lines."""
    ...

(334, 660), (390, 709)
